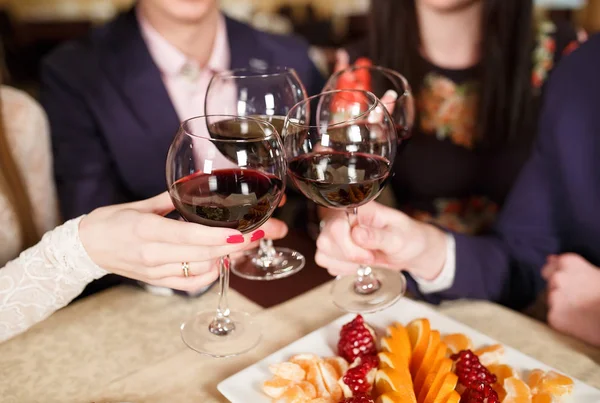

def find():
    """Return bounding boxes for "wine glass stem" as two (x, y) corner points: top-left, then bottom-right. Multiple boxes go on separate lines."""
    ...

(208, 255), (235, 336)
(346, 207), (381, 295)
(259, 238), (276, 259)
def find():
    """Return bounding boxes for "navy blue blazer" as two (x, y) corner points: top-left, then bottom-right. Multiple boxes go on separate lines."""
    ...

(41, 10), (324, 219)
(417, 33), (600, 309)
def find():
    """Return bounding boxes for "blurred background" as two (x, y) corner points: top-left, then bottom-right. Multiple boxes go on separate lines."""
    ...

(1, 0), (599, 94)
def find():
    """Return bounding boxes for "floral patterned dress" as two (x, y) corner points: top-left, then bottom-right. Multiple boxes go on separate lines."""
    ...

(351, 20), (581, 235)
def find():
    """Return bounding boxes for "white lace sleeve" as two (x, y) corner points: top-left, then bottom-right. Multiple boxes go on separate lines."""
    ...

(0, 216), (107, 343)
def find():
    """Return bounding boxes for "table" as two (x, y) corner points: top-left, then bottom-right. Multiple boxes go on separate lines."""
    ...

(1, 282), (598, 403)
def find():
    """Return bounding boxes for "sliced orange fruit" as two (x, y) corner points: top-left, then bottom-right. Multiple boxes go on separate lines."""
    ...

(527, 369), (545, 392)
(441, 333), (472, 355)
(488, 364), (517, 386)
(262, 377), (295, 398)
(374, 366), (417, 403)
(415, 330), (440, 375)
(407, 318), (431, 377)
(474, 344), (504, 366)
(443, 390), (460, 403)
(503, 376), (532, 403)
(539, 370), (574, 397)
(386, 322), (413, 360)
(414, 342), (447, 395)
(417, 358), (453, 403)
(272, 384), (308, 403)
(378, 351), (408, 370)
(423, 372), (458, 403)
(532, 392), (553, 403)
(376, 391), (417, 403)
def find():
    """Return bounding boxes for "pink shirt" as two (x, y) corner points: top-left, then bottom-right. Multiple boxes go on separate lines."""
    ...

(138, 10), (231, 121)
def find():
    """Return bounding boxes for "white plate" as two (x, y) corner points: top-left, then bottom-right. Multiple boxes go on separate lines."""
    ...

(218, 298), (600, 402)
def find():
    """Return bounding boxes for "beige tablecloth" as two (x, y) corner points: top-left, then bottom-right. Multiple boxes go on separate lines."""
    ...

(0, 283), (598, 403)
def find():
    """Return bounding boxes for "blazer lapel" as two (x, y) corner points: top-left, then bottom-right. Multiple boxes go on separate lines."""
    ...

(97, 9), (180, 143)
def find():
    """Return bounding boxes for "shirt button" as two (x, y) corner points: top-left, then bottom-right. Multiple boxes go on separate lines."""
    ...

(180, 63), (200, 81)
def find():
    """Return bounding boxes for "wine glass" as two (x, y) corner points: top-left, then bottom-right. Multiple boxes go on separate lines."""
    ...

(205, 66), (306, 281)
(324, 65), (415, 143)
(166, 115), (286, 357)
(284, 90), (406, 313)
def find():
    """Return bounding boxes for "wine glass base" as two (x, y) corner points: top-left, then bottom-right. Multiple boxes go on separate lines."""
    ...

(231, 248), (305, 281)
(180, 311), (261, 357)
(331, 269), (406, 313)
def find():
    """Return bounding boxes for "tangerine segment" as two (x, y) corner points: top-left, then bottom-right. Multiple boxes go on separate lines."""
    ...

(540, 370), (574, 396)
(503, 376), (532, 403)
(527, 369), (545, 392)
(262, 377), (295, 398)
(417, 358), (453, 403)
(414, 342), (447, 396)
(374, 366), (416, 403)
(532, 392), (553, 403)
(474, 344), (504, 366)
(272, 384), (308, 403)
(423, 372), (458, 403)
(407, 319), (431, 377)
(443, 390), (460, 403)
(441, 333), (472, 355)
(488, 364), (517, 386)
(387, 322), (413, 361)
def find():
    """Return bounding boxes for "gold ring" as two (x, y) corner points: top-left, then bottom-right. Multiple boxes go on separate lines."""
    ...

(182, 262), (190, 277)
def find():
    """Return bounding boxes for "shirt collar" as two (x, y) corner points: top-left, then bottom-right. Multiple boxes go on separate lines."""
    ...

(137, 9), (230, 77)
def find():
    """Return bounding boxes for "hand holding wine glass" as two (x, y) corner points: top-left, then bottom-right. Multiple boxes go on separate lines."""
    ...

(284, 90), (406, 313)
(166, 115), (286, 357)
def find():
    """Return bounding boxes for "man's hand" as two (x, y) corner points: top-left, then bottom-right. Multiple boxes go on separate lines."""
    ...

(315, 201), (448, 281)
(542, 253), (600, 346)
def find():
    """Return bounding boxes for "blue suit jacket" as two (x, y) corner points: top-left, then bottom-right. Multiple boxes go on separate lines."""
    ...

(41, 10), (324, 219)
(416, 34), (600, 309)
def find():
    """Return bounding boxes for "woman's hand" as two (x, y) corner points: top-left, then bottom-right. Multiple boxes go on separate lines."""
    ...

(79, 192), (288, 293)
(315, 202), (447, 280)
(542, 253), (600, 346)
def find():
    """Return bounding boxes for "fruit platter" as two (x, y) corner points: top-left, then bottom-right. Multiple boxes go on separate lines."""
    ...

(217, 298), (600, 403)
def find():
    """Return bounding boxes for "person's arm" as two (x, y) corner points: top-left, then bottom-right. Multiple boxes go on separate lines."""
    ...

(40, 52), (130, 219)
(0, 217), (107, 343)
(0, 192), (289, 343)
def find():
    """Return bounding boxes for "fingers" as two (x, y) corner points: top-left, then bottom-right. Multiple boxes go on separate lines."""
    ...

(136, 238), (262, 267)
(135, 213), (244, 246)
(353, 202), (405, 230)
(259, 218), (288, 240)
(145, 259), (219, 280)
(334, 49), (350, 72)
(147, 270), (220, 293)
(371, 90), (398, 119)
(318, 218), (374, 263)
(131, 192), (175, 216)
(541, 255), (559, 280)
(314, 250), (357, 276)
(351, 225), (400, 256)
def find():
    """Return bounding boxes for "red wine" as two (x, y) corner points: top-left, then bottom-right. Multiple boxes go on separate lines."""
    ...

(170, 169), (284, 233)
(288, 152), (390, 209)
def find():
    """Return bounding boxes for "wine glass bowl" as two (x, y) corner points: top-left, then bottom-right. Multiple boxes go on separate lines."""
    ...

(325, 65), (415, 142)
(284, 90), (407, 313)
(206, 67), (307, 281)
(166, 115), (286, 357)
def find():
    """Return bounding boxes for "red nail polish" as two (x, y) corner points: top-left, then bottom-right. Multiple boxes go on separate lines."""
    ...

(250, 230), (265, 242)
(226, 235), (244, 244)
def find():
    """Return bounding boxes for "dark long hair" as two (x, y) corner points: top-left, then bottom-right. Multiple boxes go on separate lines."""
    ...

(369, 0), (535, 149)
